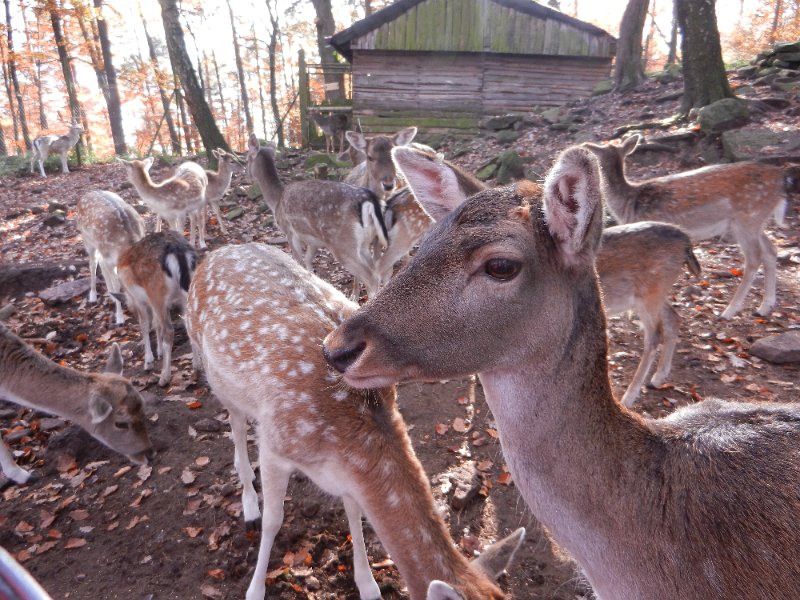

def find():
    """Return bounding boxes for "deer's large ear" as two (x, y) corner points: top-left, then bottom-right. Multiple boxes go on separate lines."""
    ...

(104, 343), (124, 375)
(471, 527), (525, 579)
(393, 126), (417, 147)
(345, 131), (367, 152)
(143, 156), (155, 170)
(543, 147), (603, 266)
(426, 581), (463, 600)
(621, 134), (641, 155)
(392, 146), (470, 222)
(88, 393), (113, 424)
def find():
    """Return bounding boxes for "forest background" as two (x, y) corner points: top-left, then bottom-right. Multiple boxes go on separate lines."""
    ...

(1, 0), (798, 160)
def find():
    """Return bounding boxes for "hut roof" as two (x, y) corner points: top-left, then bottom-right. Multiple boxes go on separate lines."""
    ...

(329, 0), (615, 61)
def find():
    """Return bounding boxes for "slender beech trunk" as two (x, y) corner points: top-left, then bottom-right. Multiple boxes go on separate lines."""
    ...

(4, 0), (30, 149)
(1, 39), (20, 152)
(141, 12), (180, 154)
(266, 0), (284, 147)
(251, 26), (268, 140)
(211, 51), (229, 129)
(226, 0), (253, 136)
(18, 0), (47, 130)
(93, 0), (126, 154)
(666, 1), (678, 65)
(48, 0), (84, 163)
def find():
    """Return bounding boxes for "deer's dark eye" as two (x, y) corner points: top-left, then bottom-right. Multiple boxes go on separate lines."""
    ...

(485, 258), (521, 281)
(114, 421), (130, 430)
(367, 155), (374, 162)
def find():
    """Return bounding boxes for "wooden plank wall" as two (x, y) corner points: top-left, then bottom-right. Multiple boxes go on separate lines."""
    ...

(350, 0), (614, 59)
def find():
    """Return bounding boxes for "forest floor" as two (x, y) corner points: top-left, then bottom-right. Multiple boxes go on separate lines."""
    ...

(1, 71), (799, 600)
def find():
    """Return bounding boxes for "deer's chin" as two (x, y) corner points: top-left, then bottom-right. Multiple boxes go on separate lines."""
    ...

(342, 370), (403, 390)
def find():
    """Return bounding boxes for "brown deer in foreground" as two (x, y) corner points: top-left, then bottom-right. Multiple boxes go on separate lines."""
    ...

(30, 123), (83, 177)
(324, 146), (800, 599)
(246, 134), (387, 300)
(390, 146), (700, 405)
(344, 127), (417, 198)
(118, 157), (209, 248)
(186, 243), (524, 600)
(114, 231), (196, 387)
(583, 135), (792, 319)
(0, 323), (153, 484)
(77, 190), (146, 325)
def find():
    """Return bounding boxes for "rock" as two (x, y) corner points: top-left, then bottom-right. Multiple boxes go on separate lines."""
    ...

(494, 129), (523, 144)
(305, 576), (321, 591)
(697, 98), (749, 133)
(591, 79), (614, 96)
(38, 417), (67, 431)
(117, 181), (133, 191)
(475, 163), (497, 181)
(541, 107), (567, 124)
(448, 465), (482, 510)
(419, 132), (447, 149)
(43, 211), (67, 227)
(30, 206), (44, 215)
(749, 331), (800, 364)
(0, 407), (18, 419)
(734, 85), (755, 97)
(495, 150), (525, 184)
(0, 303), (16, 321)
(245, 183), (262, 200)
(47, 201), (67, 213)
(5, 208), (28, 219)
(303, 153), (343, 170)
(774, 41), (800, 54)
(133, 204), (148, 214)
(5, 428), (31, 443)
(720, 127), (792, 161)
(759, 97), (791, 109)
(256, 202), (271, 214)
(736, 65), (759, 79)
(193, 418), (222, 433)
(480, 114), (523, 131)
(757, 66), (782, 78)
(225, 207), (244, 221)
(653, 63), (682, 84)
(39, 278), (92, 304)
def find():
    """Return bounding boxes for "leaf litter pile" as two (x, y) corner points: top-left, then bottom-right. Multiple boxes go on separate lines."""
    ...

(1, 74), (799, 599)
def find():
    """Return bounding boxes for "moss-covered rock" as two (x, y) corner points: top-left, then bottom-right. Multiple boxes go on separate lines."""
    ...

(591, 79), (614, 96)
(495, 129), (523, 144)
(476, 162), (498, 181)
(495, 150), (525, 185)
(697, 98), (749, 133)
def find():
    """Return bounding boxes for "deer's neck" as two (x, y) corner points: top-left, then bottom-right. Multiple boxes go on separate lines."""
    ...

(129, 168), (166, 198)
(254, 157), (284, 214)
(206, 167), (233, 200)
(599, 158), (638, 223)
(352, 409), (495, 600)
(477, 283), (653, 575)
(66, 130), (81, 145)
(0, 336), (93, 427)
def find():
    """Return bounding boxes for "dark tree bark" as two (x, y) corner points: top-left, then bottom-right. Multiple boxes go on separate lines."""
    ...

(266, 0), (284, 147)
(18, 3), (47, 129)
(93, 0), (127, 154)
(309, 0), (344, 102)
(614, 0), (650, 91)
(0, 118), (7, 155)
(251, 25), (268, 140)
(769, 0), (783, 45)
(173, 71), (193, 153)
(226, 0), (253, 136)
(666, 0), (678, 65)
(158, 0), (228, 154)
(675, 0), (733, 112)
(1, 41), (20, 152)
(141, 12), (180, 155)
(211, 51), (229, 129)
(4, 0), (30, 150)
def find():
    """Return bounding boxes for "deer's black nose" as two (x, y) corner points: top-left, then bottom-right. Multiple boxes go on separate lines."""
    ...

(382, 182), (394, 191)
(323, 341), (366, 373)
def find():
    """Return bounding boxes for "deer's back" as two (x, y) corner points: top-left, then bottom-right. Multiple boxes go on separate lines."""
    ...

(77, 191), (145, 253)
(281, 180), (378, 239)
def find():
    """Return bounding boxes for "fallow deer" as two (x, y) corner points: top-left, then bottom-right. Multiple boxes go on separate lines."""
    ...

(583, 135), (792, 319)
(76, 190), (146, 325)
(114, 231), (196, 387)
(246, 134), (387, 300)
(308, 108), (349, 154)
(197, 148), (240, 239)
(389, 146), (700, 404)
(344, 127), (417, 198)
(0, 323), (153, 485)
(118, 157), (209, 249)
(186, 242), (524, 600)
(30, 124), (83, 178)
(324, 146), (800, 599)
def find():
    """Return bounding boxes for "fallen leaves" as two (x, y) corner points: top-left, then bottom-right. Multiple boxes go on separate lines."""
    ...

(184, 526), (203, 538)
(181, 469), (196, 485)
(64, 538), (87, 549)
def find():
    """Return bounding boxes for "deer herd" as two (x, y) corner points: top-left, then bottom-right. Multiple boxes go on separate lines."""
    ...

(2, 116), (798, 599)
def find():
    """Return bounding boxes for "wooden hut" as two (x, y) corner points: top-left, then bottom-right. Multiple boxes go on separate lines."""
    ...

(329, 0), (616, 134)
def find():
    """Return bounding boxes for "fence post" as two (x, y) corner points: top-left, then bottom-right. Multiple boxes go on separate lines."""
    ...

(298, 49), (309, 148)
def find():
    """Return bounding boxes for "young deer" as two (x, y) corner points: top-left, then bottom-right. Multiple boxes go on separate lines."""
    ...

(118, 157), (209, 249)
(114, 231), (196, 387)
(324, 146), (800, 599)
(583, 135), (791, 319)
(30, 123), (83, 177)
(390, 146), (699, 404)
(77, 190), (146, 325)
(198, 148), (240, 239)
(186, 243), (523, 600)
(246, 134), (387, 300)
(344, 127), (417, 198)
(0, 323), (153, 484)
(308, 108), (349, 154)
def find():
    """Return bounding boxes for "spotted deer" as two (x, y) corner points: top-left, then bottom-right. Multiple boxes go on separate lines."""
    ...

(324, 146), (800, 599)
(77, 190), (146, 325)
(0, 323), (153, 484)
(390, 146), (700, 404)
(118, 157), (209, 248)
(308, 108), (349, 154)
(246, 134), (387, 300)
(186, 243), (523, 600)
(114, 231), (196, 387)
(197, 148), (240, 239)
(583, 135), (793, 319)
(344, 127), (417, 198)
(30, 123), (83, 177)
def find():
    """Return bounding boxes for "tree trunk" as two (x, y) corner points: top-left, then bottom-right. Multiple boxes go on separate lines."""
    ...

(18, 1), (48, 130)
(0, 119), (7, 156)
(158, 0), (228, 154)
(173, 71), (193, 154)
(141, 12), (180, 155)
(675, 0), (733, 112)
(211, 51), (229, 129)
(666, 0), (678, 65)
(769, 0), (783, 45)
(614, 0), (650, 92)
(364, 0), (372, 17)
(93, 0), (127, 155)
(4, 0), (31, 150)
(309, 0), (344, 103)
(251, 25), (269, 140)
(266, 0), (284, 147)
(226, 0), (253, 136)
(1, 41), (20, 153)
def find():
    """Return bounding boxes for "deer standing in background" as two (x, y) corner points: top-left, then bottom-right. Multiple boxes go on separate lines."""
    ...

(308, 108), (348, 154)
(344, 127), (417, 198)
(186, 243), (524, 600)
(114, 231), (196, 387)
(77, 190), (146, 326)
(0, 323), (153, 484)
(118, 157), (209, 249)
(246, 134), (387, 300)
(30, 124), (83, 177)
(389, 146), (699, 404)
(324, 146), (800, 599)
(583, 135), (791, 319)
(197, 148), (240, 239)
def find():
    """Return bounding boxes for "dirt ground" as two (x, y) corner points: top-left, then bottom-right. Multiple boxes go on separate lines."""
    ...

(1, 75), (799, 600)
